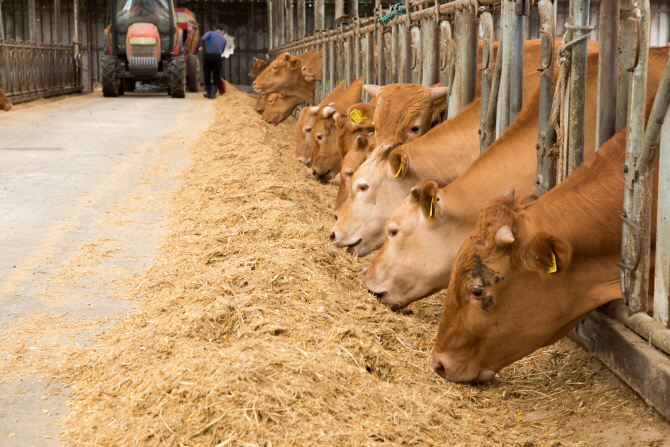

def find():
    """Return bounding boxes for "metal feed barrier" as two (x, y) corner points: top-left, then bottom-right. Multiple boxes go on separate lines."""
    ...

(0, 39), (82, 104)
(265, 0), (670, 420)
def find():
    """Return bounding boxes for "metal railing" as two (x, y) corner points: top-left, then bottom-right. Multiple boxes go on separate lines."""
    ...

(0, 39), (82, 104)
(266, 0), (670, 419)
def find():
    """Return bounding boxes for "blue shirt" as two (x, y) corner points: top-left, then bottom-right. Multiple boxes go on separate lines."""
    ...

(201, 31), (227, 55)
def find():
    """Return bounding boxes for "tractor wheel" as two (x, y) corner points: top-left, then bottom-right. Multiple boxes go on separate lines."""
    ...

(101, 55), (119, 98)
(169, 56), (186, 98)
(186, 55), (200, 93)
(123, 79), (136, 92)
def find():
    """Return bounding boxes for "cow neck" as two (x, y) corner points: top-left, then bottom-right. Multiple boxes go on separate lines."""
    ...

(401, 98), (482, 184)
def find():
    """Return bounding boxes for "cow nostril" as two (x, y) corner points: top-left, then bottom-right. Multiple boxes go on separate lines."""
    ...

(311, 169), (317, 177)
(329, 231), (336, 243)
(433, 361), (447, 378)
(334, 213), (339, 221)
(362, 267), (368, 276)
(252, 81), (256, 86)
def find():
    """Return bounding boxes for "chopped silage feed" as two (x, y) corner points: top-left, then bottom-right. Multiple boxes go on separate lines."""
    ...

(53, 85), (670, 446)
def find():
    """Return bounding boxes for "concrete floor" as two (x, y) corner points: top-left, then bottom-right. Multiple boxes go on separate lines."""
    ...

(0, 91), (214, 446)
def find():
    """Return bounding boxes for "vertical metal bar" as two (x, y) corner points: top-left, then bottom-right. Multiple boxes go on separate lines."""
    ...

(440, 20), (453, 120)
(353, 20), (361, 80)
(566, 0), (591, 175)
(621, 0), (651, 313)
(365, 28), (375, 94)
(509, 0), (525, 123)
(464, 4), (478, 108)
(277, 0), (285, 46)
(595, 0), (619, 149)
(268, 0), (274, 50)
(315, 0), (325, 32)
(498, 0), (512, 136)
(73, 0), (79, 86)
(449, 11), (463, 116)
(376, 11), (385, 85)
(0, 0), (4, 41)
(410, 25), (420, 84)
(297, 0), (305, 38)
(482, 36), (504, 150)
(328, 32), (336, 92)
(536, 0), (556, 195)
(656, 106), (670, 328)
(479, 11), (493, 154)
(617, 0), (634, 132)
(391, 22), (399, 83)
(421, 15), (439, 87)
(28, 0), (36, 42)
(54, 0), (61, 44)
(285, 0), (293, 42)
(344, 34), (352, 86)
(320, 31), (327, 100)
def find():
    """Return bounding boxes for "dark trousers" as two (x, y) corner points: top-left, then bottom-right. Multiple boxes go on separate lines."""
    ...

(203, 53), (223, 91)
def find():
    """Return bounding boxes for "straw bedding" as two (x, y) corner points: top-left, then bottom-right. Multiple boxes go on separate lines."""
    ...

(57, 85), (668, 446)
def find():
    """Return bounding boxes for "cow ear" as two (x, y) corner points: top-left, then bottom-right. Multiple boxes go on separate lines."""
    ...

(522, 232), (572, 275)
(354, 134), (367, 151)
(363, 84), (381, 98)
(419, 180), (440, 219)
(410, 185), (422, 204)
(347, 103), (374, 127)
(389, 150), (408, 180)
(290, 57), (302, 69)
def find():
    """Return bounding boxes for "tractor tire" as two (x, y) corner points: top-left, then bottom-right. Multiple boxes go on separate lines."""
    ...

(186, 55), (200, 93)
(169, 56), (186, 98)
(101, 55), (119, 98)
(123, 79), (136, 92)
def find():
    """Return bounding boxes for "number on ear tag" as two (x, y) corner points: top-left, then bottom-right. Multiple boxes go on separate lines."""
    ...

(547, 251), (557, 274)
(349, 109), (367, 124)
(394, 163), (403, 179)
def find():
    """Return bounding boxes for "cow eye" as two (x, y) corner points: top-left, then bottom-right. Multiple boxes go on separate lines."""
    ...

(305, 127), (312, 133)
(272, 66), (278, 70)
(469, 287), (485, 299)
(388, 227), (399, 237)
(357, 182), (369, 192)
(344, 169), (354, 178)
(316, 134), (323, 141)
(410, 125), (420, 132)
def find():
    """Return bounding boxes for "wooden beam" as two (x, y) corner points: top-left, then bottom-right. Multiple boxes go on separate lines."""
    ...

(54, 0), (61, 44)
(29, 0), (37, 42)
(285, 0), (293, 42)
(0, 0), (5, 41)
(267, 0), (274, 49)
(315, 0), (325, 31)
(297, 0), (305, 38)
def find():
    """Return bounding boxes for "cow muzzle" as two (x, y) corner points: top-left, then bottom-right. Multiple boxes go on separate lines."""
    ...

(432, 352), (496, 382)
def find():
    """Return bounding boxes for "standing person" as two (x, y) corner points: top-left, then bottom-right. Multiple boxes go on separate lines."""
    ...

(199, 24), (227, 99)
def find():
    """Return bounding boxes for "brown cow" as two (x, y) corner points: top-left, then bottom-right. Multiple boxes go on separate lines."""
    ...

(334, 131), (376, 219)
(431, 129), (659, 382)
(361, 45), (668, 311)
(254, 92), (269, 114)
(0, 86), (12, 111)
(310, 78), (364, 181)
(248, 57), (270, 78)
(295, 80), (347, 166)
(253, 50), (318, 102)
(302, 51), (324, 82)
(262, 94), (305, 125)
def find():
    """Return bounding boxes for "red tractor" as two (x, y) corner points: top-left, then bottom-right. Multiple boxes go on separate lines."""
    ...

(102, 0), (200, 98)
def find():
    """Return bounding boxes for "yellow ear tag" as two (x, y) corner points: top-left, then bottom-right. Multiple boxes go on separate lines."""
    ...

(394, 163), (403, 179)
(349, 109), (367, 124)
(429, 198), (435, 218)
(547, 251), (557, 274)
(440, 104), (446, 115)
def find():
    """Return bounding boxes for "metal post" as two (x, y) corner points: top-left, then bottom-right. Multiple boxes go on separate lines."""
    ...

(285, 0), (294, 42)
(464, 4), (478, 108)
(509, 0), (525, 123)
(440, 20), (453, 120)
(621, 0), (651, 312)
(268, 0), (274, 50)
(320, 31), (327, 100)
(344, 34), (352, 86)
(376, 10), (386, 86)
(54, 0), (61, 44)
(479, 10), (493, 153)
(566, 0), (590, 175)
(365, 28), (375, 96)
(421, 15), (439, 87)
(297, 0), (306, 38)
(616, 0), (634, 132)
(482, 37), (504, 150)
(536, 0), (555, 194)
(657, 106), (670, 328)
(410, 25), (421, 84)
(595, 0), (619, 149)
(328, 32), (336, 92)
(315, 0), (325, 31)
(0, 0), (5, 41)
(498, 0), (512, 136)
(73, 0), (80, 85)
(391, 22), (399, 83)
(29, 0), (37, 42)
(449, 11), (463, 116)
(353, 20), (361, 80)
(277, 0), (285, 46)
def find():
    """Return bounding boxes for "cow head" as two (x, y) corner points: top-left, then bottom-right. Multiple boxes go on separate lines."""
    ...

(429, 190), (597, 382)
(311, 106), (340, 181)
(334, 132), (375, 220)
(330, 143), (417, 257)
(0, 86), (12, 111)
(248, 57), (270, 78)
(302, 51), (323, 82)
(295, 106), (321, 166)
(364, 83), (449, 149)
(262, 94), (303, 126)
(253, 52), (315, 100)
(255, 92), (268, 114)
(363, 180), (454, 310)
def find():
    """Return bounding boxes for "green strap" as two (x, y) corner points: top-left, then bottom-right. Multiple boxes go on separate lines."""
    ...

(377, 3), (407, 25)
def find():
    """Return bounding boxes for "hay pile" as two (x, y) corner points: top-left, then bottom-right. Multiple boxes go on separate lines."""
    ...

(58, 85), (666, 446)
